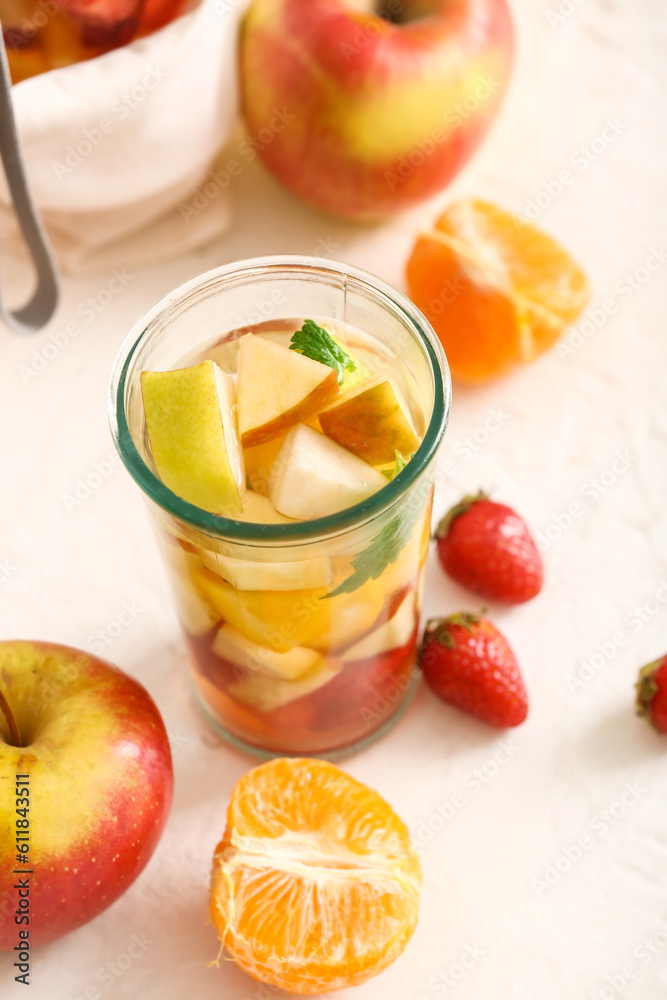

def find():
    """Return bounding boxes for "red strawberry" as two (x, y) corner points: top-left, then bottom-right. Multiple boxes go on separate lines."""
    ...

(635, 655), (667, 733)
(419, 612), (528, 727)
(435, 492), (543, 604)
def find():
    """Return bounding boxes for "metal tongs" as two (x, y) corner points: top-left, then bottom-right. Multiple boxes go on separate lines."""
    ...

(0, 27), (59, 333)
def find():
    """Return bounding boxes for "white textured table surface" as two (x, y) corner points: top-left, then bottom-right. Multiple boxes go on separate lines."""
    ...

(1, 2), (667, 998)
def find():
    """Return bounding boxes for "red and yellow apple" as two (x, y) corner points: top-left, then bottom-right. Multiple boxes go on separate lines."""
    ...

(240, 0), (514, 219)
(0, 641), (173, 948)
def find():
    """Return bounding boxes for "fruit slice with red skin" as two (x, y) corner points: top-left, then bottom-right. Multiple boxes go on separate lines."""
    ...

(435, 492), (543, 603)
(0, 641), (173, 948)
(237, 335), (340, 448)
(319, 378), (420, 467)
(420, 612), (527, 727)
(636, 656), (667, 734)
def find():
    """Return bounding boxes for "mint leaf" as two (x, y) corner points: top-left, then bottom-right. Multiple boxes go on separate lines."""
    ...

(382, 450), (411, 480)
(326, 481), (428, 598)
(289, 320), (356, 385)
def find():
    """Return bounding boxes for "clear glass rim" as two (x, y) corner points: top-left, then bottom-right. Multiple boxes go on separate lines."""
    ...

(108, 255), (452, 543)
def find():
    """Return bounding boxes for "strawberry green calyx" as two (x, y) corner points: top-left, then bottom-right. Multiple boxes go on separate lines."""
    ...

(635, 658), (664, 728)
(435, 491), (489, 538)
(424, 612), (479, 649)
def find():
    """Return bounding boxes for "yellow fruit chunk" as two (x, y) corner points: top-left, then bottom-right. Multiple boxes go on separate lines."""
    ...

(213, 624), (323, 680)
(194, 574), (329, 651)
(210, 758), (421, 993)
(343, 591), (416, 661)
(194, 571), (385, 653)
(311, 578), (385, 652)
(320, 378), (420, 466)
(141, 360), (244, 515)
(237, 335), (340, 448)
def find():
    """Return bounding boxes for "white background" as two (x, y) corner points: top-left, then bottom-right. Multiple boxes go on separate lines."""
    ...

(1, 1), (667, 998)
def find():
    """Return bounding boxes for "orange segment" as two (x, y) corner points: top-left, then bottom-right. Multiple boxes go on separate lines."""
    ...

(406, 198), (589, 382)
(210, 758), (421, 994)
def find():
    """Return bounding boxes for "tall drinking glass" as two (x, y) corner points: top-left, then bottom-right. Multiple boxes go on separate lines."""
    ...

(109, 256), (450, 759)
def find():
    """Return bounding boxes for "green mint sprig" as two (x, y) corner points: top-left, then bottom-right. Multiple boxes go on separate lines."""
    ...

(289, 320), (356, 386)
(326, 481), (428, 598)
(382, 450), (411, 480)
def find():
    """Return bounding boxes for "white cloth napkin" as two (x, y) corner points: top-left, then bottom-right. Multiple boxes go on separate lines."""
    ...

(0, 0), (243, 273)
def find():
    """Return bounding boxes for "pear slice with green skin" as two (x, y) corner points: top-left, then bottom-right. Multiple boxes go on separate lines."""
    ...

(319, 377), (421, 467)
(268, 423), (388, 520)
(141, 360), (245, 516)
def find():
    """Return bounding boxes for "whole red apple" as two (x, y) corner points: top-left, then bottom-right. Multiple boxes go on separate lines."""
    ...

(240, 0), (514, 219)
(0, 641), (173, 950)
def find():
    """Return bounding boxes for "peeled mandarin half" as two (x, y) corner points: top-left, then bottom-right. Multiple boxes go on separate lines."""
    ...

(209, 758), (421, 994)
(406, 198), (589, 382)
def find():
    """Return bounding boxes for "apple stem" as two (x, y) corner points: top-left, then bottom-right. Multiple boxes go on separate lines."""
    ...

(0, 688), (22, 747)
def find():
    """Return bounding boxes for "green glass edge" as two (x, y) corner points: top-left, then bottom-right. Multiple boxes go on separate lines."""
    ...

(109, 256), (451, 545)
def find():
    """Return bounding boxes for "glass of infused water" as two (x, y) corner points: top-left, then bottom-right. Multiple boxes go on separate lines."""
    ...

(109, 256), (450, 758)
(1, 0), (187, 82)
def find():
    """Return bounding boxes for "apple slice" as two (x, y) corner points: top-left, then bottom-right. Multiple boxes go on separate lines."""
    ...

(236, 490), (296, 524)
(319, 378), (421, 467)
(171, 576), (220, 637)
(213, 624), (323, 680)
(193, 562), (385, 649)
(343, 591), (416, 661)
(268, 423), (387, 519)
(236, 335), (340, 447)
(199, 491), (335, 589)
(228, 657), (342, 712)
(200, 547), (332, 591)
(193, 573), (329, 651)
(141, 360), (245, 516)
(243, 436), (286, 496)
(311, 576), (386, 652)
